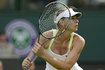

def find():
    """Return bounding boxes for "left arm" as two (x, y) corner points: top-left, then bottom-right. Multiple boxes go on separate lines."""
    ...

(32, 35), (85, 70)
(64, 35), (85, 69)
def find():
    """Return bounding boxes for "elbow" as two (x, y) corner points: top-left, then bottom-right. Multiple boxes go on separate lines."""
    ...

(64, 64), (72, 70)
(58, 67), (71, 70)
(58, 64), (72, 70)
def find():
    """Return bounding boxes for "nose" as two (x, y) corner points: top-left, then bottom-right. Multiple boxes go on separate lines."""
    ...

(75, 19), (79, 23)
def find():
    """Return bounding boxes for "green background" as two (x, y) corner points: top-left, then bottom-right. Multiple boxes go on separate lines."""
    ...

(0, 8), (105, 63)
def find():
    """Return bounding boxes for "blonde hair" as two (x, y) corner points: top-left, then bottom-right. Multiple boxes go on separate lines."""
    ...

(55, 8), (67, 28)
(56, 8), (67, 17)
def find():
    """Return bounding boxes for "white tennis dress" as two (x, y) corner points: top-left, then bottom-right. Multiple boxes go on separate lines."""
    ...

(45, 31), (83, 70)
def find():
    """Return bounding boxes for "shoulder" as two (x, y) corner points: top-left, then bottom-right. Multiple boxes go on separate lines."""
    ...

(42, 29), (57, 36)
(74, 33), (85, 44)
(41, 29), (57, 49)
(73, 33), (85, 49)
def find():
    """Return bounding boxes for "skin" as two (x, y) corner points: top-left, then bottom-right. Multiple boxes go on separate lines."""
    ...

(0, 61), (3, 70)
(28, 63), (35, 70)
(22, 16), (85, 70)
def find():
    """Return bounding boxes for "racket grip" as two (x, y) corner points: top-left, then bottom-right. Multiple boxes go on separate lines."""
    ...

(29, 52), (36, 61)
(23, 66), (28, 70)
(23, 52), (36, 70)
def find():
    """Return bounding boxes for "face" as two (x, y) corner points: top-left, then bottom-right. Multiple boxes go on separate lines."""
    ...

(58, 16), (79, 32)
(69, 16), (79, 32)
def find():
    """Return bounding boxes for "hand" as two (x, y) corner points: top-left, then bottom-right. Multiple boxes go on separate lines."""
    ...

(22, 57), (33, 69)
(32, 42), (45, 57)
(28, 62), (35, 70)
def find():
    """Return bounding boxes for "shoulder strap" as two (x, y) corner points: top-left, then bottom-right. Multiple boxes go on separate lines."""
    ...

(48, 31), (74, 50)
(47, 30), (58, 50)
(68, 32), (75, 49)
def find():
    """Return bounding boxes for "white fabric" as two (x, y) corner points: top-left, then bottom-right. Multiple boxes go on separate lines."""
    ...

(45, 49), (83, 70)
(45, 29), (83, 70)
(54, 8), (82, 23)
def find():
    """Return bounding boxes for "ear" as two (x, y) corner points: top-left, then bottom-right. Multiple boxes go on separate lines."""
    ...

(59, 20), (65, 26)
(57, 20), (63, 29)
(58, 19), (63, 23)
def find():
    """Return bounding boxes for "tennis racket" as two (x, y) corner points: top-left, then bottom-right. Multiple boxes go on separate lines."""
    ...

(23, 1), (71, 70)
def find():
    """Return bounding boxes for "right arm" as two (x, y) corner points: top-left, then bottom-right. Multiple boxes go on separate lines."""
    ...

(22, 30), (52, 69)
(22, 51), (35, 69)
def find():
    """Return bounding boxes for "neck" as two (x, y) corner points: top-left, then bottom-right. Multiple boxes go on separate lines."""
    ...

(56, 30), (73, 42)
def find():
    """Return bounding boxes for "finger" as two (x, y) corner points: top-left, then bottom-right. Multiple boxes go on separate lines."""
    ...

(26, 58), (32, 62)
(24, 61), (32, 67)
(32, 47), (37, 53)
(25, 64), (31, 68)
(35, 42), (41, 47)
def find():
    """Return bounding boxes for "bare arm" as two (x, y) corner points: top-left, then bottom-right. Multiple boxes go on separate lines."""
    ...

(22, 31), (52, 69)
(39, 35), (85, 70)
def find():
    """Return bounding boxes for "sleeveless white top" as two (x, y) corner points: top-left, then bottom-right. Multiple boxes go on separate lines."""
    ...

(45, 30), (83, 70)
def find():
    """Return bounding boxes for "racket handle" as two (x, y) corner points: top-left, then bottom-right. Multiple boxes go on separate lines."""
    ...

(23, 66), (28, 70)
(23, 52), (37, 70)
(29, 52), (36, 60)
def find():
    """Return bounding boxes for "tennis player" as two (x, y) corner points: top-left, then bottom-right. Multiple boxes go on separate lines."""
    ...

(28, 62), (35, 70)
(22, 6), (85, 70)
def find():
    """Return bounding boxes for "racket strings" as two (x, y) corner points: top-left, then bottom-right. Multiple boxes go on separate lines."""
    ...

(39, 3), (57, 33)
(39, 1), (71, 38)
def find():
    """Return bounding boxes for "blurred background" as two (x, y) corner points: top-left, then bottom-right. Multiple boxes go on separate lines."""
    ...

(0, 0), (105, 70)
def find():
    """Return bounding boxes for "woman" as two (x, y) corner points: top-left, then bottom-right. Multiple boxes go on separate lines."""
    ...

(22, 6), (85, 70)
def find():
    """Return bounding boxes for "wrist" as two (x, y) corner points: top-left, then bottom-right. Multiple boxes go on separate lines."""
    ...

(40, 50), (48, 59)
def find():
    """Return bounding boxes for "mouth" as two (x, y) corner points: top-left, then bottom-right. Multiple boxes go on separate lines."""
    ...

(75, 25), (78, 28)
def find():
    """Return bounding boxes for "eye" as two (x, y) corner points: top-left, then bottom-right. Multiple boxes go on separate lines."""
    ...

(72, 16), (77, 19)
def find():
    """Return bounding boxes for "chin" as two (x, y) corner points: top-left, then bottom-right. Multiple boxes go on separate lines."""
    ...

(73, 29), (78, 32)
(76, 29), (78, 31)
